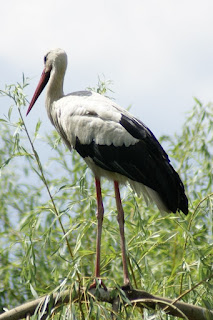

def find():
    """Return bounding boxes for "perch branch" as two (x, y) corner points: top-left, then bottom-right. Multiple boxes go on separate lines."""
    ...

(0, 287), (212, 320)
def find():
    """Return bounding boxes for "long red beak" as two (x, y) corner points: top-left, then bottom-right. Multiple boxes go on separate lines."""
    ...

(26, 69), (51, 116)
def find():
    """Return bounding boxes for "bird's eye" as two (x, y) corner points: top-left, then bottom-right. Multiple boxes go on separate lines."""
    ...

(44, 51), (51, 64)
(44, 55), (47, 64)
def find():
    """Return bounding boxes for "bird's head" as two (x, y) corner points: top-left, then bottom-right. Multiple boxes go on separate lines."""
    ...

(26, 48), (67, 115)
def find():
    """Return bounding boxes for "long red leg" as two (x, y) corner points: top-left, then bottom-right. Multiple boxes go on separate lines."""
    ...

(94, 178), (104, 279)
(114, 181), (130, 286)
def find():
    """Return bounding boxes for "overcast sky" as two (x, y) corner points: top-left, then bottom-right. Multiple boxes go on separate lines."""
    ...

(1, 0), (213, 137)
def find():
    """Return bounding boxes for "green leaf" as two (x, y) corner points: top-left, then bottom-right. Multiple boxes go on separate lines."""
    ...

(30, 284), (39, 299)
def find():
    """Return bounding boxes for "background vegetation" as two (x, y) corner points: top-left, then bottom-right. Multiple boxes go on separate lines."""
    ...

(0, 77), (212, 319)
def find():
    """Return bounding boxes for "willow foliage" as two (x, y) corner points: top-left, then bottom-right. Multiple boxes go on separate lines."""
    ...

(0, 78), (212, 319)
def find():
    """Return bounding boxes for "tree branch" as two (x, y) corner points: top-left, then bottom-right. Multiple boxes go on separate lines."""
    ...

(0, 287), (212, 320)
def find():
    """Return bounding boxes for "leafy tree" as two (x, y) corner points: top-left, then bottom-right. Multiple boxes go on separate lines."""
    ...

(0, 77), (212, 319)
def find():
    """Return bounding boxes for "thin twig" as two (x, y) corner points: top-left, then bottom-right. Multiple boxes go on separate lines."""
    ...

(18, 109), (81, 285)
(165, 273), (213, 313)
(180, 193), (213, 293)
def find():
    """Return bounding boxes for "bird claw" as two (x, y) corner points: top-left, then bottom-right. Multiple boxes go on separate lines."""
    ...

(89, 278), (107, 291)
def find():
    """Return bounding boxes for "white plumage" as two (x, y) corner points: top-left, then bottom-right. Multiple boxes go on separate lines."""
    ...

(27, 48), (188, 287)
(56, 92), (139, 147)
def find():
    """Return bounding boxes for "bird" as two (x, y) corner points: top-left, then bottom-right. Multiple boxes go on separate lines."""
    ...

(26, 48), (188, 288)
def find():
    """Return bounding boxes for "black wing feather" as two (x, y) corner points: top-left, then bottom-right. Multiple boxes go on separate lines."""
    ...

(75, 113), (188, 215)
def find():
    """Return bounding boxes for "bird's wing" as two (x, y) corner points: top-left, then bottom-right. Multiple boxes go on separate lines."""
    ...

(56, 91), (172, 186)
(74, 111), (173, 191)
(56, 91), (140, 148)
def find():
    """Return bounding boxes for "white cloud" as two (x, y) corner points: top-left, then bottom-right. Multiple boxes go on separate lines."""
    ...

(1, 0), (213, 135)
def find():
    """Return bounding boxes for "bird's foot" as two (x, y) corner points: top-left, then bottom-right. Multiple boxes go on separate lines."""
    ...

(89, 278), (107, 291)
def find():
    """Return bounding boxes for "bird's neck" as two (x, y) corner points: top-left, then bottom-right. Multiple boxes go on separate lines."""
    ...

(45, 68), (65, 120)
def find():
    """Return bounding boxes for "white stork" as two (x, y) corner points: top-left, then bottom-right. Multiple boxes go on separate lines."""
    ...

(26, 48), (188, 288)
